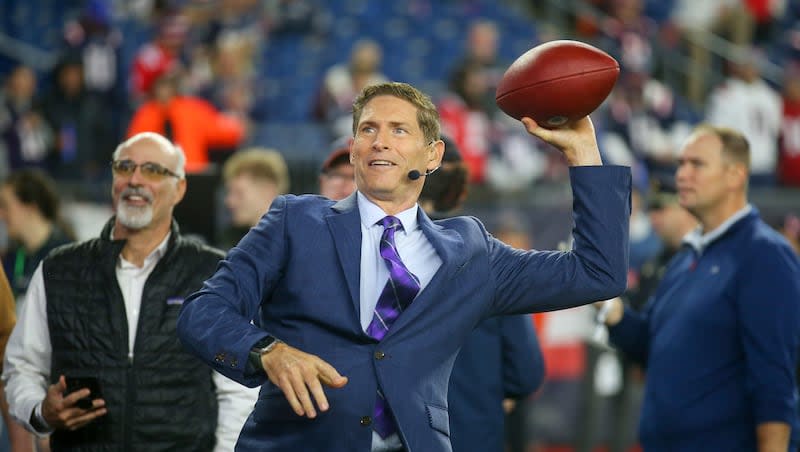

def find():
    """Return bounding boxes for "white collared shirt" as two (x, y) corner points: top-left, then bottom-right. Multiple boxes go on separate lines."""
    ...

(117, 232), (171, 359)
(2, 232), (257, 451)
(356, 192), (443, 451)
(683, 204), (753, 255)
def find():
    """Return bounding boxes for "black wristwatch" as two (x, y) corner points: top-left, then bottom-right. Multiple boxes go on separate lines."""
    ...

(247, 336), (282, 373)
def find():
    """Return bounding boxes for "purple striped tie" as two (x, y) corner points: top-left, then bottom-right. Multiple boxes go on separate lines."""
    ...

(366, 216), (420, 438)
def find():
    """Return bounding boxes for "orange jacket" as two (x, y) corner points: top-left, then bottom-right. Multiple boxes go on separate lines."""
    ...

(0, 266), (15, 368)
(127, 96), (245, 173)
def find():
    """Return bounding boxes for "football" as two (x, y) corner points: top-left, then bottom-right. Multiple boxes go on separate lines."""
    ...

(495, 40), (620, 128)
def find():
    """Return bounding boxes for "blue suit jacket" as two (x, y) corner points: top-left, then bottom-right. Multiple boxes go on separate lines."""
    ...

(177, 166), (631, 452)
(448, 314), (543, 452)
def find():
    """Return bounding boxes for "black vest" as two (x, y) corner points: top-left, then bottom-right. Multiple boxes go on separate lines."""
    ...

(43, 219), (224, 452)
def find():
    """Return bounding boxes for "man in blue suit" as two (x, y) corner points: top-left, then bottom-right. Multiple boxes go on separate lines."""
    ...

(177, 82), (631, 452)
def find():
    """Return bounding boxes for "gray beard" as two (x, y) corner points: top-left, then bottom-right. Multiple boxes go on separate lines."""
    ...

(116, 203), (153, 229)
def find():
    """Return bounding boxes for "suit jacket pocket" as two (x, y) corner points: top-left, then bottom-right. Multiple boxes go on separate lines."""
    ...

(425, 403), (450, 437)
(252, 394), (304, 423)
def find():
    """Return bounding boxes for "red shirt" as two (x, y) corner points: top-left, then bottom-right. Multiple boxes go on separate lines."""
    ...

(438, 95), (491, 184)
(779, 99), (800, 187)
(130, 43), (176, 99)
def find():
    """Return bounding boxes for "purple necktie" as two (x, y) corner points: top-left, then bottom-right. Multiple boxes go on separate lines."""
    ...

(366, 216), (420, 438)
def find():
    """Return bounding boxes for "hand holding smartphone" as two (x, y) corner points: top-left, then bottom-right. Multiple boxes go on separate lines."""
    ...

(64, 377), (103, 410)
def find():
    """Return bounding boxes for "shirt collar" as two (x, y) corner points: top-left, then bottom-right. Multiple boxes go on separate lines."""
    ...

(683, 204), (753, 254)
(116, 230), (172, 269)
(356, 191), (419, 235)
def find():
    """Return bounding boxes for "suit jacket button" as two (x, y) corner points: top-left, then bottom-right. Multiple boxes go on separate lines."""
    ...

(360, 416), (372, 427)
(374, 351), (385, 360)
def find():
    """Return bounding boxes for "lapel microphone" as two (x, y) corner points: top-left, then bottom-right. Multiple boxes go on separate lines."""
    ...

(407, 166), (440, 181)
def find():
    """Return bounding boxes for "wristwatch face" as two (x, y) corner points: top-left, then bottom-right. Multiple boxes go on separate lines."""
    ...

(253, 337), (276, 354)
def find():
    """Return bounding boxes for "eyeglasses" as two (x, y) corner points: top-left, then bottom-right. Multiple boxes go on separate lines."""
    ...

(111, 160), (181, 181)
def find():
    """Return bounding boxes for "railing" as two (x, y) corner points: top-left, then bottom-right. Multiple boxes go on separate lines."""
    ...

(0, 32), (59, 72)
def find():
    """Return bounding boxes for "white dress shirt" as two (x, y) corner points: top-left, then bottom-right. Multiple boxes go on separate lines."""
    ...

(2, 233), (258, 451)
(356, 192), (443, 452)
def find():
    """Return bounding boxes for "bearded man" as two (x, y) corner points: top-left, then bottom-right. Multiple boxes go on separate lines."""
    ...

(2, 132), (258, 451)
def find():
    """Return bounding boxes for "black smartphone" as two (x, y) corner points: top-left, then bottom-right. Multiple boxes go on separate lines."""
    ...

(65, 377), (102, 410)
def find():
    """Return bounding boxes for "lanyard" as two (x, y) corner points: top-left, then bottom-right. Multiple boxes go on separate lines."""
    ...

(14, 247), (25, 284)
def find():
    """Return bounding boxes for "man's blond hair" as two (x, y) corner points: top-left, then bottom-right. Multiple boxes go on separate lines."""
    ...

(223, 148), (290, 194)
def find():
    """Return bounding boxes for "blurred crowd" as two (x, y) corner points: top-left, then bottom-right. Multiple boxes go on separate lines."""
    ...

(2, 0), (800, 190)
(0, 0), (799, 451)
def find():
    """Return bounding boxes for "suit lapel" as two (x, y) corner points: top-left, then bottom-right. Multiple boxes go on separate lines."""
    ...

(388, 210), (466, 336)
(326, 194), (362, 319)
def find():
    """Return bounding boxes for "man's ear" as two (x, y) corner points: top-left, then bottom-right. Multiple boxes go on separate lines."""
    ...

(174, 177), (187, 205)
(727, 162), (748, 190)
(429, 139), (445, 168)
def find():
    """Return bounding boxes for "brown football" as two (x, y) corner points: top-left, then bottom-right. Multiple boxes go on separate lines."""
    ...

(495, 40), (619, 128)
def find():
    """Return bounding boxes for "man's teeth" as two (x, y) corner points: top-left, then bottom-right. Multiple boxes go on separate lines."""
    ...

(371, 161), (393, 166)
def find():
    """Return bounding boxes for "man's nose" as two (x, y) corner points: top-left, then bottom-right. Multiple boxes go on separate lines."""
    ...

(675, 165), (688, 181)
(128, 165), (147, 184)
(372, 130), (391, 150)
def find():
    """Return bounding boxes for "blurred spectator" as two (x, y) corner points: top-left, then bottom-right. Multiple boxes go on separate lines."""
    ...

(0, 169), (74, 304)
(62, 0), (124, 104)
(313, 39), (388, 140)
(449, 19), (507, 110)
(438, 61), (496, 184)
(484, 124), (555, 192)
(0, 66), (52, 175)
(184, 0), (266, 122)
(599, 0), (660, 78)
(129, 12), (190, 104)
(60, 0), (126, 153)
(198, 33), (262, 122)
(319, 145), (355, 201)
(127, 70), (246, 173)
(220, 147), (289, 248)
(37, 56), (116, 181)
(779, 64), (800, 187)
(706, 48), (782, 185)
(670, 0), (755, 106)
(601, 70), (697, 184)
